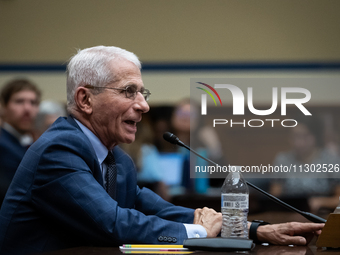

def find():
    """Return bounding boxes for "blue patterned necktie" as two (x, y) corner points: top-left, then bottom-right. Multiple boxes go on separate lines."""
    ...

(105, 151), (117, 199)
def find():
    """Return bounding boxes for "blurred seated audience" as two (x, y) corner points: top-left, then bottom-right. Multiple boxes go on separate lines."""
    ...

(270, 116), (340, 214)
(0, 79), (41, 205)
(171, 99), (225, 194)
(149, 106), (176, 153)
(171, 99), (223, 161)
(0, 104), (2, 126)
(323, 112), (340, 157)
(33, 100), (67, 140)
(122, 100), (226, 200)
(120, 115), (170, 201)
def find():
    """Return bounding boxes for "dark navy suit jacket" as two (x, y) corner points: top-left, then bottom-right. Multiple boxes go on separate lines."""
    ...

(0, 128), (28, 205)
(0, 116), (194, 254)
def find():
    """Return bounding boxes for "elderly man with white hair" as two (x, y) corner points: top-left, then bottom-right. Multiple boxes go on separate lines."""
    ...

(0, 46), (323, 254)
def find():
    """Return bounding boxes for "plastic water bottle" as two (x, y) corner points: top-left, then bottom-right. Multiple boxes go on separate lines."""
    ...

(221, 170), (249, 238)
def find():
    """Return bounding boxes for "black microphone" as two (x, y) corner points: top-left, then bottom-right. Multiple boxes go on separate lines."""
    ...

(163, 132), (326, 224)
(163, 132), (184, 147)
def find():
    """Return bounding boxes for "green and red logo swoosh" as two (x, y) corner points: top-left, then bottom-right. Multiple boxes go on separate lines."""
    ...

(196, 82), (223, 106)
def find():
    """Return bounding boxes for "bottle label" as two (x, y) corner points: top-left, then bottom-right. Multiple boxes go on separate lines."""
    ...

(221, 193), (249, 209)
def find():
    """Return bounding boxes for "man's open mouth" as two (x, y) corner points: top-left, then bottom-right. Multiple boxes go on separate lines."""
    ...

(124, 120), (136, 125)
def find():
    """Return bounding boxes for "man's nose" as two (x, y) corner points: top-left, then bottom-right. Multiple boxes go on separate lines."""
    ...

(135, 92), (150, 113)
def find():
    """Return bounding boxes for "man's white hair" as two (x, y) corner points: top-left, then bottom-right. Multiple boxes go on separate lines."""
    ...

(66, 45), (141, 113)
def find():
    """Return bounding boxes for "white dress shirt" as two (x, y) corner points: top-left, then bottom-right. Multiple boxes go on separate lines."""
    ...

(3, 122), (33, 147)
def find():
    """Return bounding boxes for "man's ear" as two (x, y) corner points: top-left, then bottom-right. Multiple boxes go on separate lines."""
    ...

(74, 87), (93, 115)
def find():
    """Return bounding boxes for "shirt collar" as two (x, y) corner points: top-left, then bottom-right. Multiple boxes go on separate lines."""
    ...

(74, 119), (108, 165)
(2, 122), (33, 146)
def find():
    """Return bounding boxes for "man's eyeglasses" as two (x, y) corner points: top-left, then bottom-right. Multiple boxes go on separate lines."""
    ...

(84, 85), (151, 102)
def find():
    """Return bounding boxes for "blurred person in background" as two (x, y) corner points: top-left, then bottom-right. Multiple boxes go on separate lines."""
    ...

(0, 79), (41, 205)
(270, 116), (340, 214)
(120, 115), (170, 201)
(0, 104), (2, 126)
(323, 112), (340, 157)
(171, 99), (225, 194)
(33, 100), (67, 140)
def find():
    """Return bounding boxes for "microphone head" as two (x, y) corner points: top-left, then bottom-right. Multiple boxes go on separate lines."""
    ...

(163, 132), (180, 145)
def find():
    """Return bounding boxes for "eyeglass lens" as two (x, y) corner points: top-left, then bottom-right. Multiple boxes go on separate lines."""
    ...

(126, 86), (150, 101)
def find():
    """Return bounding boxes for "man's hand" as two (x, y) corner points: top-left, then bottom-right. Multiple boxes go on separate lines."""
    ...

(193, 207), (222, 237)
(256, 222), (324, 245)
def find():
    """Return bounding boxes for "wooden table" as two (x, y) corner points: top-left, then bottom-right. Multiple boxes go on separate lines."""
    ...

(38, 212), (332, 255)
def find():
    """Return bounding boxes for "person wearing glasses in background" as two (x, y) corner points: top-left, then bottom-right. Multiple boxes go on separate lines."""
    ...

(0, 46), (324, 254)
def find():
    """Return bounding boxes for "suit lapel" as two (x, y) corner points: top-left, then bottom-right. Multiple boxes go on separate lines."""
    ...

(66, 116), (104, 187)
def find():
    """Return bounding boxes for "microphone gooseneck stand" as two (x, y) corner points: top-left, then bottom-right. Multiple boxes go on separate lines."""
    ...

(163, 132), (326, 224)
